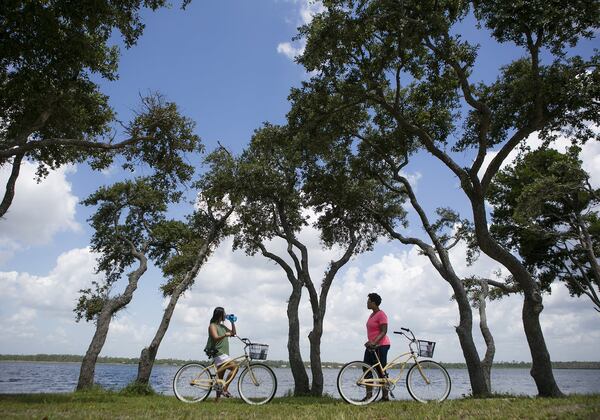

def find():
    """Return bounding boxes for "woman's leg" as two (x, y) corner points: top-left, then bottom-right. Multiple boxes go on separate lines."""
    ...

(363, 348), (375, 399)
(215, 367), (226, 401)
(222, 361), (239, 394)
(377, 346), (390, 400)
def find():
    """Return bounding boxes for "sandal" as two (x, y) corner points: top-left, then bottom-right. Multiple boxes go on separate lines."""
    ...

(221, 390), (233, 398)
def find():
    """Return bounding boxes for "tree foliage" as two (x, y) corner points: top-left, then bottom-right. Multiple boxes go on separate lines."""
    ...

(489, 147), (600, 311)
(0, 1), (196, 216)
(159, 147), (239, 296)
(288, 0), (600, 396)
(75, 177), (178, 321)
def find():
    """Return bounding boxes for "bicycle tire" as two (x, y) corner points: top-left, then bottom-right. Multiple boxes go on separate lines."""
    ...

(237, 363), (277, 405)
(406, 360), (451, 402)
(337, 361), (381, 405)
(173, 362), (213, 403)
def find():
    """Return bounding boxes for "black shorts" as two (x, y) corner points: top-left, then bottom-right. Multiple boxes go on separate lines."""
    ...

(363, 345), (390, 376)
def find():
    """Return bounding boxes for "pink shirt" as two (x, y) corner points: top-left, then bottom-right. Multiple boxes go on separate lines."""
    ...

(366, 310), (391, 346)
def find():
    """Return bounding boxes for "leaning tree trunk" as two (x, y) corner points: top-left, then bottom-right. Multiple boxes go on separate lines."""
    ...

(0, 152), (25, 218)
(1, 112), (51, 218)
(472, 199), (562, 397)
(258, 239), (310, 396)
(136, 214), (230, 385)
(76, 253), (147, 391)
(76, 306), (115, 390)
(136, 280), (188, 384)
(388, 174), (490, 396)
(307, 317), (324, 397)
(305, 239), (357, 397)
(478, 280), (495, 392)
(288, 283), (310, 396)
(448, 274), (490, 396)
(415, 241), (489, 396)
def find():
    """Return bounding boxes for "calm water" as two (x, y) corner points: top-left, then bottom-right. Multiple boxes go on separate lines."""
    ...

(1, 361), (599, 398)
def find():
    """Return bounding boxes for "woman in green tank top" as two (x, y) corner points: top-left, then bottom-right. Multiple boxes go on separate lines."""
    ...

(207, 307), (238, 400)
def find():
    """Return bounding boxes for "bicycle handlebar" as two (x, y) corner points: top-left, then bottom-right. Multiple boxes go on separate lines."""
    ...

(236, 336), (251, 345)
(393, 327), (416, 341)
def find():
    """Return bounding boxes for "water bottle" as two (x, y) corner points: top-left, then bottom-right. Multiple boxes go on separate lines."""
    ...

(226, 314), (237, 323)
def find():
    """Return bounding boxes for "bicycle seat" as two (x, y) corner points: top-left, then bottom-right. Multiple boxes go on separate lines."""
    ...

(204, 346), (218, 358)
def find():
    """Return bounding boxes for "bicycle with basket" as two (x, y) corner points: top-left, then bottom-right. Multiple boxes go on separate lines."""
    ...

(173, 336), (277, 405)
(336, 327), (451, 404)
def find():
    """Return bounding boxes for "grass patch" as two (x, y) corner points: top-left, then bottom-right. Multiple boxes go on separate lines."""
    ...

(118, 381), (156, 396)
(0, 393), (599, 419)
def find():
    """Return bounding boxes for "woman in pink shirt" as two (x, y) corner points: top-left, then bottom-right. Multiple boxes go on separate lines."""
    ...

(364, 292), (391, 401)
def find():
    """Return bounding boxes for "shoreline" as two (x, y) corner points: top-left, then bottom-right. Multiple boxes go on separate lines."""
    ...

(1, 358), (599, 369)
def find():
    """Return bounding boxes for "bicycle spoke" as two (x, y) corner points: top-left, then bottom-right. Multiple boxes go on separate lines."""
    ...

(173, 363), (212, 403)
(238, 363), (277, 405)
(406, 360), (451, 402)
(337, 361), (381, 405)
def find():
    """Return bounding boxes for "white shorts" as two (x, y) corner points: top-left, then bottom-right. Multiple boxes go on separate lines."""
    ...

(214, 353), (232, 367)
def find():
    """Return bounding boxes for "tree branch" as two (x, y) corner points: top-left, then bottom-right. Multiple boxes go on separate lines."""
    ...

(481, 124), (540, 191)
(0, 136), (155, 160)
(485, 279), (520, 294)
(367, 90), (469, 184)
(0, 153), (25, 218)
(257, 242), (300, 287)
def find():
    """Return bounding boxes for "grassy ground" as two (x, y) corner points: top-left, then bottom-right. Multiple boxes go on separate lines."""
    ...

(0, 392), (599, 419)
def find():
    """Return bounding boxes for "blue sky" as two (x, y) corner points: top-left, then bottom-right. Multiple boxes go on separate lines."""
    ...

(1, 0), (599, 370)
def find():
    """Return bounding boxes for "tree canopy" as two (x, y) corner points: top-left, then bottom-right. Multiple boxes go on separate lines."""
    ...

(0, 1), (195, 217)
(288, 0), (600, 397)
(489, 147), (600, 312)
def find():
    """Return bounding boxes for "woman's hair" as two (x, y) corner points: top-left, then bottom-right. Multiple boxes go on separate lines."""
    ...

(210, 307), (225, 324)
(368, 293), (382, 306)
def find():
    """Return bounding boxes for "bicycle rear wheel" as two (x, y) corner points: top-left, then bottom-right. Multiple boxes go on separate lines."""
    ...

(337, 361), (380, 405)
(173, 362), (213, 403)
(237, 363), (277, 405)
(406, 360), (451, 402)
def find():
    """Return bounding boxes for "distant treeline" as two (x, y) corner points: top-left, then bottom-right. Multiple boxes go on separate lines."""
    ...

(0, 354), (196, 365)
(1, 355), (599, 369)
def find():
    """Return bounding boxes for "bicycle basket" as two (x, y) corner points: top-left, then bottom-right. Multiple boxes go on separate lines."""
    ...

(248, 343), (269, 360)
(417, 340), (436, 358)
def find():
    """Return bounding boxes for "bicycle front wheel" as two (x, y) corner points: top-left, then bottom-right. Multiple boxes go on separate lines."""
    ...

(337, 361), (380, 405)
(237, 363), (277, 405)
(406, 360), (451, 402)
(173, 362), (213, 403)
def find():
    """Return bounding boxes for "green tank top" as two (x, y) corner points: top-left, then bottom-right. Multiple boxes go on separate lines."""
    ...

(206, 323), (230, 356)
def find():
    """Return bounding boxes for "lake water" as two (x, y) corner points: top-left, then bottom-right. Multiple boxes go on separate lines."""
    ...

(1, 361), (599, 399)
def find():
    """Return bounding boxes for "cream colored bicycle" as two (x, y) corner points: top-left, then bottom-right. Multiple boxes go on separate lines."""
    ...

(173, 337), (277, 405)
(337, 327), (451, 404)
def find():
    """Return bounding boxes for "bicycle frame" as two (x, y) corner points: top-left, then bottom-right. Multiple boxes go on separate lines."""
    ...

(191, 337), (261, 391)
(359, 334), (432, 388)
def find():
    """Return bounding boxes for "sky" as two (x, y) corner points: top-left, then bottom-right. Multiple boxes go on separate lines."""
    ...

(1, 0), (599, 368)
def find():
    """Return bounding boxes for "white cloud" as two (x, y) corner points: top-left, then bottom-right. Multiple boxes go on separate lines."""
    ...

(401, 170), (423, 190)
(0, 228), (597, 363)
(166, 222), (599, 363)
(277, 1), (325, 61)
(580, 139), (600, 187)
(0, 308), (38, 340)
(277, 42), (305, 60)
(0, 161), (80, 263)
(478, 130), (600, 187)
(298, 0), (325, 25)
(107, 315), (154, 345)
(0, 247), (100, 318)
